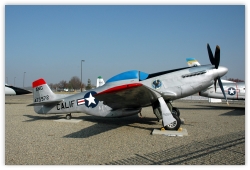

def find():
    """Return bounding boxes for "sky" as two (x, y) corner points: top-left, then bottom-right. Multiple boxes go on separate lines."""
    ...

(4, 3), (246, 88)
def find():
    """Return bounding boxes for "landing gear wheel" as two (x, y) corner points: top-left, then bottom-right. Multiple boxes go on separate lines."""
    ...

(66, 113), (72, 120)
(163, 114), (181, 131)
(172, 107), (180, 117)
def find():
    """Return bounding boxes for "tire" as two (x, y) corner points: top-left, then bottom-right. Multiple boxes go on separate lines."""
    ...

(172, 107), (180, 117)
(164, 114), (181, 131)
(66, 114), (71, 120)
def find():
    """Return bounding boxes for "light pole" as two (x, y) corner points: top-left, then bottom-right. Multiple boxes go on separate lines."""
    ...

(14, 77), (16, 86)
(23, 72), (26, 87)
(81, 60), (85, 92)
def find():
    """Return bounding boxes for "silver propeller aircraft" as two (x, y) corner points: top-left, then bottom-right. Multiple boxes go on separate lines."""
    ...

(199, 81), (245, 100)
(186, 58), (245, 101)
(28, 44), (228, 131)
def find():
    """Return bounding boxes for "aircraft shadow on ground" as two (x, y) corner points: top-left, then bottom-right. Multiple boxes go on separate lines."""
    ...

(23, 114), (64, 122)
(63, 115), (158, 138)
(177, 105), (245, 116)
(104, 130), (245, 165)
(219, 109), (245, 116)
(178, 105), (245, 111)
(23, 114), (159, 138)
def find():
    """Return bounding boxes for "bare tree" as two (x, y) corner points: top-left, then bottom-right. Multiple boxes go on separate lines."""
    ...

(58, 80), (68, 89)
(52, 83), (59, 91)
(49, 83), (54, 90)
(68, 76), (81, 90)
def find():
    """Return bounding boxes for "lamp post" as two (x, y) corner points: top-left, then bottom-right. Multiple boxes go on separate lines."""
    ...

(23, 72), (26, 88)
(14, 77), (16, 86)
(81, 60), (85, 92)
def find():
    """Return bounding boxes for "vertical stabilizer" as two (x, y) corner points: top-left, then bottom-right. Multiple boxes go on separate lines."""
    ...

(32, 78), (57, 102)
(96, 76), (105, 87)
(186, 58), (201, 67)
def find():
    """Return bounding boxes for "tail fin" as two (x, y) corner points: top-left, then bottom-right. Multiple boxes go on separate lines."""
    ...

(28, 78), (62, 106)
(96, 76), (105, 87)
(186, 58), (201, 67)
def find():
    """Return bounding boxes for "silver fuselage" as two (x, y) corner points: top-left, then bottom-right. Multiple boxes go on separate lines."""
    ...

(33, 64), (228, 117)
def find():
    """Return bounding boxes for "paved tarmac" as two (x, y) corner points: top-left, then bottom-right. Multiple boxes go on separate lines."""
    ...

(5, 95), (245, 165)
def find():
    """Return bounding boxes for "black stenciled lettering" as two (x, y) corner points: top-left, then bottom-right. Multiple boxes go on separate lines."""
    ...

(34, 96), (50, 103)
(65, 102), (69, 108)
(57, 104), (60, 110)
(57, 100), (75, 110)
(61, 103), (64, 109)
(36, 86), (43, 91)
(69, 100), (75, 107)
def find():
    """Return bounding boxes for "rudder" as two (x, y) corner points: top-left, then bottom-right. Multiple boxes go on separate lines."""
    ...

(96, 76), (105, 87)
(32, 78), (57, 103)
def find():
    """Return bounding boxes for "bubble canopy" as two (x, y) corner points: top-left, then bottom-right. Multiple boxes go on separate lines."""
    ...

(106, 70), (149, 83)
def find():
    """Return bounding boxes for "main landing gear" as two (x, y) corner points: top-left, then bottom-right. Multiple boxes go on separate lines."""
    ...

(152, 99), (181, 131)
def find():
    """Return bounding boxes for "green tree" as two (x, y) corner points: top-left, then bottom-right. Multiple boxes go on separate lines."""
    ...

(85, 79), (92, 90)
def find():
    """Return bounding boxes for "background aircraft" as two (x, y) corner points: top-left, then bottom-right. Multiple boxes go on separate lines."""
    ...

(186, 58), (245, 101)
(5, 84), (32, 96)
(199, 81), (245, 100)
(28, 44), (228, 131)
(96, 76), (105, 87)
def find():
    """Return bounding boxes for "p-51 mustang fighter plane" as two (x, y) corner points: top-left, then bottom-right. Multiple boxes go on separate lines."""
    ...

(186, 58), (245, 100)
(28, 44), (228, 131)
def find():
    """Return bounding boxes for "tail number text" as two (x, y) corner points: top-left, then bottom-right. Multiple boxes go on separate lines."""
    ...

(34, 95), (49, 102)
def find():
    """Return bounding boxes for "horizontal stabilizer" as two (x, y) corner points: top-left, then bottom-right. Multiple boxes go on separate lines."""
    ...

(27, 99), (63, 106)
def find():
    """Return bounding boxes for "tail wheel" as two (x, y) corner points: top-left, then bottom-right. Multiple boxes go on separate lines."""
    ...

(172, 107), (180, 117)
(66, 113), (72, 120)
(163, 114), (181, 131)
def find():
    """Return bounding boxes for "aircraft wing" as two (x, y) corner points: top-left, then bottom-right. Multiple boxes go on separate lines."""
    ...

(95, 83), (162, 109)
(27, 99), (63, 106)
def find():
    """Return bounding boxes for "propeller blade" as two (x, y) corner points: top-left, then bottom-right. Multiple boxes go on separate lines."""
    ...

(217, 77), (229, 105)
(214, 78), (217, 92)
(214, 45), (220, 69)
(207, 43), (215, 65)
